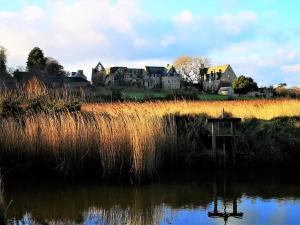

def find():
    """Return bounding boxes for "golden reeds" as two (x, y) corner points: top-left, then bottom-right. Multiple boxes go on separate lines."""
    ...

(0, 111), (174, 178)
(1, 80), (300, 179)
(82, 99), (300, 120)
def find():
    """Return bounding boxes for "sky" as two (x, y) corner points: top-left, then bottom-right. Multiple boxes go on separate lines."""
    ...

(1, 0), (300, 86)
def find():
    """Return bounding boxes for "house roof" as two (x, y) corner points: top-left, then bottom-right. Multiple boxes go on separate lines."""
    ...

(145, 66), (167, 76)
(207, 64), (230, 74)
(67, 77), (90, 83)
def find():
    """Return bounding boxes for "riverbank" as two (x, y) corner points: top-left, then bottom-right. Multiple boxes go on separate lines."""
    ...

(0, 99), (300, 180)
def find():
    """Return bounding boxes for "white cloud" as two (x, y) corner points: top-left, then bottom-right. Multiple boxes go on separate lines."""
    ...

(282, 64), (300, 73)
(0, 0), (150, 75)
(214, 11), (257, 34)
(160, 35), (176, 47)
(22, 5), (44, 22)
(171, 10), (195, 26)
(210, 40), (300, 86)
(133, 37), (150, 48)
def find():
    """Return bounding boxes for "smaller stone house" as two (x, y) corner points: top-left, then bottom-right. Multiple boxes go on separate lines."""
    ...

(13, 70), (65, 88)
(201, 64), (237, 92)
(65, 70), (91, 89)
(144, 66), (166, 89)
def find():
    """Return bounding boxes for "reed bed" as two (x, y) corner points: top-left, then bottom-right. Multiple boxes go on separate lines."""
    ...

(1, 83), (300, 178)
(0, 111), (176, 178)
(82, 99), (300, 120)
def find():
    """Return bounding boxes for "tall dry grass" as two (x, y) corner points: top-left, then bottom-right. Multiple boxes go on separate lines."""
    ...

(82, 99), (300, 120)
(0, 111), (176, 178)
(1, 79), (300, 178)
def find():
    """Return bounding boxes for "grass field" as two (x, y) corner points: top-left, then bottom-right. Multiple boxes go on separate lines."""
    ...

(121, 91), (167, 100)
(1, 93), (300, 178)
(120, 91), (258, 101)
(82, 99), (300, 120)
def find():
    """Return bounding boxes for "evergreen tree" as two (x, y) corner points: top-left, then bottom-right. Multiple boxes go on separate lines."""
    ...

(233, 75), (258, 94)
(45, 57), (65, 76)
(26, 47), (46, 72)
(0, 46), (7, 74)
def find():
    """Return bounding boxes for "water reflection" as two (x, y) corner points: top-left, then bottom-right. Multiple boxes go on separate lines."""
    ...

(4, 172), (300, 225)
(208, 181), (243, 224)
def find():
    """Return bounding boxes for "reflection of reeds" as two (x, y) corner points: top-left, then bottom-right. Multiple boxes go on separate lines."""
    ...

(0, 176), (5, 225)
(84, 205), (165, 225)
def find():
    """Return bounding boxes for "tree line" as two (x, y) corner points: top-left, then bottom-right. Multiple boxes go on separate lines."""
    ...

(0, 46), (68, 88)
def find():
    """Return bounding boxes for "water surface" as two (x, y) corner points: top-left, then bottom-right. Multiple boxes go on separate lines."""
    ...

(4, 172), (300, 225)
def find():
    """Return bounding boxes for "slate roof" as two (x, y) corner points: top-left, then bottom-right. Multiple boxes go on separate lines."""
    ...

(145, 66), (167, 76)
(66, 77), (90, 83)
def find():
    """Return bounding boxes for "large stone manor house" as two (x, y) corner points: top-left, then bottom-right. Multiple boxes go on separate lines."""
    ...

(1, 61), (237, 92)
(92, 61), (237, 92)
(92, 62), (181, 90)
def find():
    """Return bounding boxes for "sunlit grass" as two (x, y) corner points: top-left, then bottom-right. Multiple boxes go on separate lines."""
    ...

(82, 99), (300, 120)
(0, 111), (175, 178)
(1, 80), (300, 178)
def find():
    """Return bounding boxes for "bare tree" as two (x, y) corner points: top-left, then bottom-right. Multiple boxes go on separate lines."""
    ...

(174, 55), (210, 84)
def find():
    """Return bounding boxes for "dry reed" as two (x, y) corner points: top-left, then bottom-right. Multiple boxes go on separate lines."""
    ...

(0, 111), (175, 178)
(82, 99), (300, 120)
(1, 80), (300, 178)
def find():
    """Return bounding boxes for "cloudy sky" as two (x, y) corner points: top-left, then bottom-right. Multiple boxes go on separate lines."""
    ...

(1, 0), (300, 86)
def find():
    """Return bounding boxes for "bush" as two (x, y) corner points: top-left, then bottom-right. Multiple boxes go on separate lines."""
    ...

(274, 87), (288, 97)
(166, 90), (198, 100)
(111, 88), (122, 101)
(289, 87), (300, 98)
(1, 98), (24, 116)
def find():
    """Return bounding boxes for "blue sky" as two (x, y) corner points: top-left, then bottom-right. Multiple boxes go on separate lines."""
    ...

(1, 0), (300, 86)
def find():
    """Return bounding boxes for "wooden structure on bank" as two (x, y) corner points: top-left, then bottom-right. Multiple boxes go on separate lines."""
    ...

(207, 110), (241, 167)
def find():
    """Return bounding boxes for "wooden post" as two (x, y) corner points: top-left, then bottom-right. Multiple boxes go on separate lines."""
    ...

(231, 122), (236, 166)
(233, 198), (237, 214)
(212, 122), (217, 164)
(223, 135), (226, 167)
(213, 181), (218, 214)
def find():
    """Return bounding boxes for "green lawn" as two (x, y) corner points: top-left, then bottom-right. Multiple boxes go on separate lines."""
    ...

(121, 91), (260, 101)
(121, 91), (168, 100)
(197, 94), (230, 101)
(121, 92), (145, 100)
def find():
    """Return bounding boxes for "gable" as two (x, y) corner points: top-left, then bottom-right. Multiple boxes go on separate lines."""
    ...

(207, 64), (230, 74)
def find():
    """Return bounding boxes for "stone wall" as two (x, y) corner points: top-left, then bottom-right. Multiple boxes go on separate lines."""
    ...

(162, 76), (181, 90)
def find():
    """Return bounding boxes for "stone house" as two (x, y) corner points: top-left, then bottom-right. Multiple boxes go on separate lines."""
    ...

(65, 70), (91, 90)
(13, 70), (64, 88)
(13, 69), (90, 90)
(104, 67), (145, 87)
(200, 64), (237, 92)
(92, 62), (181, 90)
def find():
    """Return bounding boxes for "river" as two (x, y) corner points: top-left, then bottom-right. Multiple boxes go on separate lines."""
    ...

(4, 171), (300, 225)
